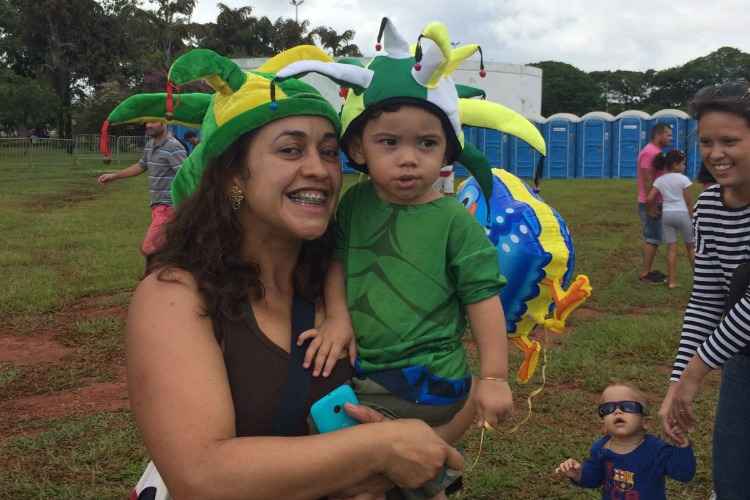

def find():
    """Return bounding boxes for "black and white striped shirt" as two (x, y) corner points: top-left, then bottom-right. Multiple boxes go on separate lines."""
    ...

(671, 185), (750, 381)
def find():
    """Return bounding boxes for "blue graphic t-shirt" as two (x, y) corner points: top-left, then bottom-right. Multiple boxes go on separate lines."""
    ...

(575, 434), (695, 500)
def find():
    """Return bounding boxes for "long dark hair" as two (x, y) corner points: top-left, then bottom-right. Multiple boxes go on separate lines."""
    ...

(148, 131), (334, 339)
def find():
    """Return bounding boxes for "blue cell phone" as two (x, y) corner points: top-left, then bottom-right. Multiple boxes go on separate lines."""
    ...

(310, 384), (360, 433)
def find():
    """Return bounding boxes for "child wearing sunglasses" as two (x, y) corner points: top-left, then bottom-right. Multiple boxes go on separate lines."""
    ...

(556, 383), (695, 499)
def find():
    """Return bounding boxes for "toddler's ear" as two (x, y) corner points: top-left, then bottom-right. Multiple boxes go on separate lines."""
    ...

(347, 137), (366, 165)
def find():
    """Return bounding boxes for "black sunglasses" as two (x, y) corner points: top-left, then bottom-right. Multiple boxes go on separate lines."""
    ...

(597, 400), (646, 418)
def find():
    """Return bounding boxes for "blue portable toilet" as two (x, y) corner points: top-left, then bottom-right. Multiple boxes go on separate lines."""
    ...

(482, 128), (510, 169)
(650, 109), (690, 153)
(686, 118), (700, 179)
(455, 125), (513, 177)
(577, 111), (614, 178)
(453, 126), (475, 178)
(508, 116), (545, 179)
(612, 110), (650, 178)
(543, 113), (579, 178)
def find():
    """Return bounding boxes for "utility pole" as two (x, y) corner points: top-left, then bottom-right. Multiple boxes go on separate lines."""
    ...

(290, 0), (305, 24)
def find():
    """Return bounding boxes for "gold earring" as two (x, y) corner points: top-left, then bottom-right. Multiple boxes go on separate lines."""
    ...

(230, 185), (244, 211)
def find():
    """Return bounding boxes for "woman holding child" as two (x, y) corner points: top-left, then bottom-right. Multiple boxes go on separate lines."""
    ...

(659, 81), (750, 500)
(126, 47), (465, 500)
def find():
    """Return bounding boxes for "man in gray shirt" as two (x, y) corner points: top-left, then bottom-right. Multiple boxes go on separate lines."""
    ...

(98, 121), (187, 256)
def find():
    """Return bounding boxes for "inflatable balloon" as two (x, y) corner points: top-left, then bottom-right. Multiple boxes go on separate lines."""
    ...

(457, 168), (592, 383)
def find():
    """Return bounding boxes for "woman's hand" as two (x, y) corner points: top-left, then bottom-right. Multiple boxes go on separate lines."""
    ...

(336, 405), (462, 495)
(659, 383), (685, 444)
(379, 419), (464, 489)
(668, 377), (701, 434)
(662, 356), (711, 440)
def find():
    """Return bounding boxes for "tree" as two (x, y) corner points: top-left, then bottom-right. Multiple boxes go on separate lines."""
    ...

(150, 0), (197, 68)
(0, 0), (143, 137)
(72, 80), (132, 134)
(196, 3), (275, 57)
(310, 26), (362, 57)
(0, 68), (60, 135)
(589, 70), (650, 115)
(646, 47), (750, 111)
(529, 61), (604, 116)
(270, 17), (312, 53)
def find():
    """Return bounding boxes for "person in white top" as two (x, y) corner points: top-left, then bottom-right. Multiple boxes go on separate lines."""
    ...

(647, 149), (695, 288)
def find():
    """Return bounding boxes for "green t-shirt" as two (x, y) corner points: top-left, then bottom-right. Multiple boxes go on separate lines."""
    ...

(335, 181), (505, 383)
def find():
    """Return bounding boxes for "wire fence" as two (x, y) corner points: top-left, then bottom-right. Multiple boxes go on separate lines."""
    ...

(0, 135), (145, 168)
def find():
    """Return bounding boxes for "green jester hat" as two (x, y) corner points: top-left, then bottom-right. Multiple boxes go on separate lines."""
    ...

(166, 46), (374, 205)
(336, 17), (547, 203)
(99, 92), (212, 157)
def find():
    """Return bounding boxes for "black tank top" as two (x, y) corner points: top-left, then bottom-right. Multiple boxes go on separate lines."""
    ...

(217, 304), (353, 437)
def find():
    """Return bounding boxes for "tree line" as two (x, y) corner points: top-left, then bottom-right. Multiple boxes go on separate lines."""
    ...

(1, 1), (748, 136)
(0, 0), (362, 137)
(532, 47), (750, 117)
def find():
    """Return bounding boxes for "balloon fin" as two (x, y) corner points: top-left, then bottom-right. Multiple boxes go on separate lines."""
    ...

(512, 336), (541, 384)
(543, 275), (593, 333)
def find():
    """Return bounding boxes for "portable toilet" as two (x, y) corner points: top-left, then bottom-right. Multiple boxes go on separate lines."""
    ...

(650, 109), (690, 153)
(455, 125), (511, 177)
(482, 128), (510, 170)
(577, 111), (614, 178)
(686, 118), (700, 178)
(543, 113), (579, 178)
(612, 110), (650, 178)
(508, 115), (545, 178)
(454, 125), (475, 178)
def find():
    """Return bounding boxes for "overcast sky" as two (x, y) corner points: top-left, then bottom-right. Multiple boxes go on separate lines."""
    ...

(189, 0), (749, 72)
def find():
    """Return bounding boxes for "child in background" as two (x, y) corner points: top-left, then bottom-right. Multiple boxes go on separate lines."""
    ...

(556, 383), (695, 500)
(647, 150), (695, 289)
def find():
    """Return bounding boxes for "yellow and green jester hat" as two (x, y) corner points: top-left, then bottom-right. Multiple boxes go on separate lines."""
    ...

(337, 17), (547, 203)
(165, 46), (374, 205)
(99, 92), (212, 157)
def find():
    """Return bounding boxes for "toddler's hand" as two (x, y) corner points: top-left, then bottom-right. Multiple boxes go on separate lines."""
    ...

(473, 378), (513, 429)
(299, 315), (356, 377)
(555, 458), (582, 482)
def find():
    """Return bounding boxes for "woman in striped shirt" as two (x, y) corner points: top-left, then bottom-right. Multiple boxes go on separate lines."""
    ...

(659, 81), (750, 499)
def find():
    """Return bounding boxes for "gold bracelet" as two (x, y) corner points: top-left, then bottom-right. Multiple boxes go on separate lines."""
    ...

(479, 376), (507, 382)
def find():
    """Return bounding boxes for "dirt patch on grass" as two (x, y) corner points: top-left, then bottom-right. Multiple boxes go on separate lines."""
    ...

(24, 188), (98, 211)
(0, 331), (73, 365)
(0, 377), (128, 422)
(0, 293), (131, 439)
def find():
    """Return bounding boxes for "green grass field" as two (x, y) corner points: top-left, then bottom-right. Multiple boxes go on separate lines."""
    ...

(0, 157), (717, 499)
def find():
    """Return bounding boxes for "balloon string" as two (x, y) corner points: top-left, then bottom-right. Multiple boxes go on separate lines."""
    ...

(509, 328), (548, 434)
(467, 328), (550, 473)
(467, 425), (487, 473)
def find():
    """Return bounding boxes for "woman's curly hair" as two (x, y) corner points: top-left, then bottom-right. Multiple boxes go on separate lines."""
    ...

(147, 131), (334, 341)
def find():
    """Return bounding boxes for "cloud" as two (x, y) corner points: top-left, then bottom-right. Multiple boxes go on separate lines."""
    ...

(192, 0), (750, 72)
